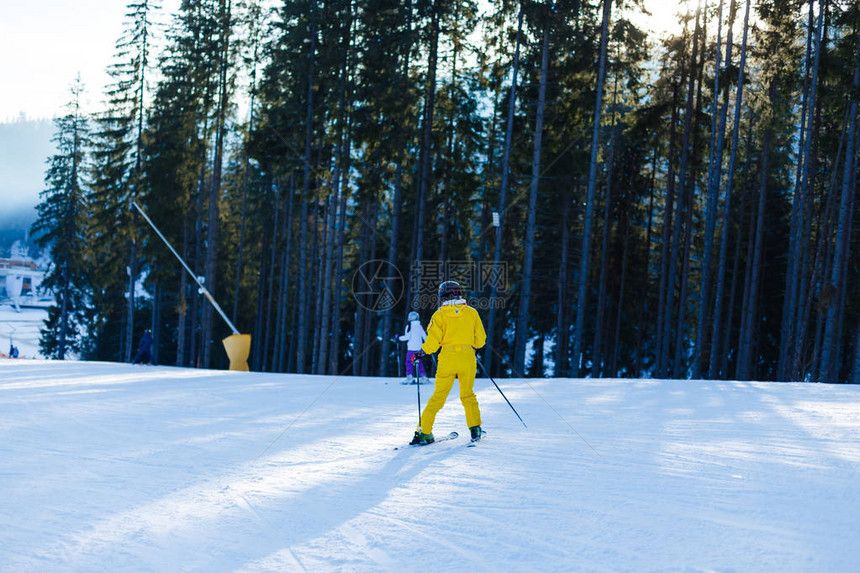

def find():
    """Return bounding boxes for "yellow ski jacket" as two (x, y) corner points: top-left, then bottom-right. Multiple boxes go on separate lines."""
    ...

(421, 302), (487, 355)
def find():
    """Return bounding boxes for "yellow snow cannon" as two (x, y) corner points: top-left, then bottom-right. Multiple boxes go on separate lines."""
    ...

(222, 334), (251, 372)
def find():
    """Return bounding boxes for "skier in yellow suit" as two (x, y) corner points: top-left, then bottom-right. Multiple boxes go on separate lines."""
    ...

(409, 281), (486, 445)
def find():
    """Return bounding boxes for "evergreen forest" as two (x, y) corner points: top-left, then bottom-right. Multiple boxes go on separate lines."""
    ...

(34, 0), (860, 383)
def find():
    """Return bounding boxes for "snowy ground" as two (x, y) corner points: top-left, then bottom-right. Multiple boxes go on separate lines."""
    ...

(1, 360), (859, 572)
(0, 305), (47, 358)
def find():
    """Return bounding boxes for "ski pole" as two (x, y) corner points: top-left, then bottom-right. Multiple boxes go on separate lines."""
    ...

(415, 354), (423, 431)
(476, 354), (527, 428)
(395, 338), (403, 378)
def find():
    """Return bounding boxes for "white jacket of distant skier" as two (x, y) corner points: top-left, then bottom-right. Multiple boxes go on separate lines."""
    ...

(399, 319), (427, 351)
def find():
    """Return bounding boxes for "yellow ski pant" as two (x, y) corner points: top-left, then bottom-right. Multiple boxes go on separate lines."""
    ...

(418, 347), (481, 434)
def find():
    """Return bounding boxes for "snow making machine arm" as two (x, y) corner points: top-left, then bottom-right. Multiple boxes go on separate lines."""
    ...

(132, 201), (251, 371)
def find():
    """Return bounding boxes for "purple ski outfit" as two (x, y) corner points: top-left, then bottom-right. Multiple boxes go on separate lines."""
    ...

(399, 320), (427, 378)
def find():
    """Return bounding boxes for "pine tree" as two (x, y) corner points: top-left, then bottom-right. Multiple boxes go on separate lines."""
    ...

(32, 77), (91, 360)
(230, 0), (266, 329)
(200, 0), (235, 368)
(735, 0), (800, 380)
(88, 0), (159, 362)
(354, 0), (416, 376)
(116, 0), (240, 369)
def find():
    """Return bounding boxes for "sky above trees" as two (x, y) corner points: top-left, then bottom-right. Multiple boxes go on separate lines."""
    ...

(0, 0), (680, 122)
(0, 0), (179, 122)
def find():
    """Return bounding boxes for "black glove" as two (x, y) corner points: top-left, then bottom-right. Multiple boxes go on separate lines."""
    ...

(412, 350), (426, 363)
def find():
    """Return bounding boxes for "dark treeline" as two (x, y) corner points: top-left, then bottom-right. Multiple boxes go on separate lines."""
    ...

(34, 0), (860, 383)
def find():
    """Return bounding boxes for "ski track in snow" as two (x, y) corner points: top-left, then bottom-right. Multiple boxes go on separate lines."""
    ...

(1, 359), (859, 572)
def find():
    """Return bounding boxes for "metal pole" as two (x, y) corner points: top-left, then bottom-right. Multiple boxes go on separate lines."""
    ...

(131, 200), (239, 336)
(416, 355), (423, 431)
(396, 339), (403, 378)
(476, 354), (527, 428)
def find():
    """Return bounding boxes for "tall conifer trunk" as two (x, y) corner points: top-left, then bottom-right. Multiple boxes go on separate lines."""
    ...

(486, 2), (524, 376)
(125, 225), (137, 362)
(232, 30), (260, 327)
(191, 152), (207, 367)
(276, 178), (295, 372)
(592, 92), (618, 378)
(330, 127), (351, 375)
(820, 31), (860, 382)
(177, 220), (189, 366)
(381, 0), (410, 377)
(693, 0), (727, 378)
(297, 12), (317, 374)
(202, 0), (231, 368)
(709, 0), (751, 378)
(514, 21), (550, 376)
(722, 161), (750, 378)
(262, 190), (281, 371)
(662, 2), (701, 378)
(656, 96), (679, 377)
(779, 0), (824, 380)
(852, 324), (860, 384)
(794, 107), (848, 378)
(297, 199), (310, 373)
(610, 222), (630, 376)
(738, 122), (772, 381)
(412, 0), (440, 311)
(634, 151), (658, 376)
(573, 0), (612, 376)
(556, 195), (571, 376)
(674, 15), (706, 378)
(311, 201), (324, 374)
(253, 209), (270, 370)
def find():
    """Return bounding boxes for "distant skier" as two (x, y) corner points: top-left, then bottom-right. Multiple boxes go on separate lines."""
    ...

(398, 311), (428, 384)
(132, 329), (154, 365)
(9, 344), (19, 358)
(409, 281), (486, 446)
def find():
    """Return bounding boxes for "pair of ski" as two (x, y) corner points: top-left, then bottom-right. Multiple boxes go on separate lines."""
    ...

(394, 431), (483, 450)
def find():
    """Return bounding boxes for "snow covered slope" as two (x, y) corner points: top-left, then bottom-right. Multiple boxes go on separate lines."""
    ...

(1, 360), (858, 572)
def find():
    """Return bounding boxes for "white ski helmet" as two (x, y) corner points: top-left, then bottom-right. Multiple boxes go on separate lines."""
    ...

(408, 311), (419, 322)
